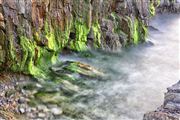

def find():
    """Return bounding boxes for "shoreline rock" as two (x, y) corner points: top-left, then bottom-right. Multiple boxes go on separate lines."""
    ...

(144, 81), (180, 120)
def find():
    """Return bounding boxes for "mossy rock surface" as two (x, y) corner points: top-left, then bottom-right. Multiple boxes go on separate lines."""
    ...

(51, 61), (104, 79)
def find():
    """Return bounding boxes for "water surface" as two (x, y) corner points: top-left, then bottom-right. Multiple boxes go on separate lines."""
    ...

(60, 13), (180, 120)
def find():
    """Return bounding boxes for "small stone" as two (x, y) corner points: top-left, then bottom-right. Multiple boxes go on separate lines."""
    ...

(30, 107), (37, 112)
(50, 107), (63, 116)
(19, 107), (25, 114)
(36, 83), (42, 88)
(38, 112), (46, 118)
(37, 105), (49, 112)
(18, 97), (26, 104)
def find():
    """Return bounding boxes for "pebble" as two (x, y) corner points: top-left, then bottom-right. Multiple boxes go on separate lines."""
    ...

(38, 112), (46, 118)
(19, 107), (25, 114)
(50, 107), (63, 116)
(37, 105), (49, 112)
(18, 97), (26, 104)
(30, 107), (37, 112)
(36, 83), (42, 88)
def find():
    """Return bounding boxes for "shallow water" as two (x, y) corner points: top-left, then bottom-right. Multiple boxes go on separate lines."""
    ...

(60, 13), (180, 120)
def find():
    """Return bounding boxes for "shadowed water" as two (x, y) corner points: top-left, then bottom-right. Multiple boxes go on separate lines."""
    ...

(60, 13), (180, 120)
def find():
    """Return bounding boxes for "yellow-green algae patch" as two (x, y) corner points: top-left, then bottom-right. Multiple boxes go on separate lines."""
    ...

(92, 21), (101, 48)
(70, 20), (90, 51)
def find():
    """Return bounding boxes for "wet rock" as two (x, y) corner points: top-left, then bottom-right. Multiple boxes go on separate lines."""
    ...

(144, 111), (179, 120)
(119, 31), (128, 46)
(144, 81), (180, 120)
(62, 103), (84, 118)
(168, 81), (180, 92)
(34, 92), (67, 104)
(164, 102), (180, 111)
(104, 31), (122, 51)
(101, 19), (114, 32)
(164, 92), (180, 105)
(101, 19), (122, 51)
(60, 80), (79, 95)
(51, 61), (104, 78)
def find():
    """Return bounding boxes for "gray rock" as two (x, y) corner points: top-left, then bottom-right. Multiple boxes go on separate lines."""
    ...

(164, 92), (180, 104)
(167, 81), (180, 92)
(144, 111), (179, 120)
(144, 81), (180, 120)
(18, 97), (26, 104)
(164, 102), (180, 111)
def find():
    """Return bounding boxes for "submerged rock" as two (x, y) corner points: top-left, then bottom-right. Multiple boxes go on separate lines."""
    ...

(144, 81), (180, 120)
(51, 61), (104, 78)
(60, 80), (80, 95)
(34, 92), (67, 104)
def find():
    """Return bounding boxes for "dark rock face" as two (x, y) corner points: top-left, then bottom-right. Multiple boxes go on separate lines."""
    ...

(158, 0), (180, 13)
(144, 81), (180, 120)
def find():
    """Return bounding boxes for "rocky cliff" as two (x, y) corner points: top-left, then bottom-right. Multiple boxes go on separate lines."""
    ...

(0, 0), (158, 77)
(144, 81), (180, 120)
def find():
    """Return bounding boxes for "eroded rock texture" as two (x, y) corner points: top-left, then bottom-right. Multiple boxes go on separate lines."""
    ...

(144, 81), (180, 120)
(158, 0), (180, 13)
(0, 0), (158, 76)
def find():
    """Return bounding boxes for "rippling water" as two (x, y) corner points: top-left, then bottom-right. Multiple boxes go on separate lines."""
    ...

(60, 13), (180, 120)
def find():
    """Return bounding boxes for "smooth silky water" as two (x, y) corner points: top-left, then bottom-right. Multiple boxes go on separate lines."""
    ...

(60, 13), (180, 120)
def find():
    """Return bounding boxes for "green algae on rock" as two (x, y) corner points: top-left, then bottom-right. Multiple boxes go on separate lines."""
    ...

(0, 0), (158, 77)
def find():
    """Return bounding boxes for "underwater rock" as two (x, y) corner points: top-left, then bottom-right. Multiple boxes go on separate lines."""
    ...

(51, 61), (104, 78)
(34, 92), (68, 104)
(144, 81), (180, 120)
(60, 80), (80, 95)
